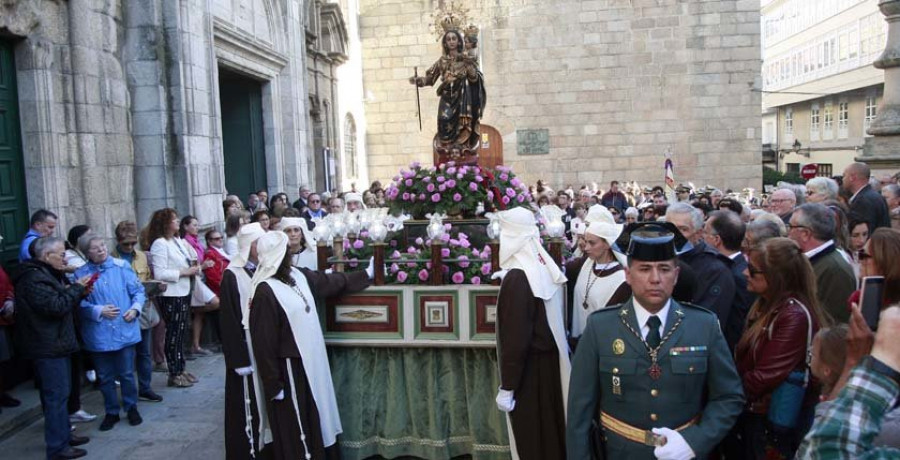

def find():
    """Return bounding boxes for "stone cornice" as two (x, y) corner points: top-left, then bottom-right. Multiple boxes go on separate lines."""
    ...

(213, 17), (287, 79)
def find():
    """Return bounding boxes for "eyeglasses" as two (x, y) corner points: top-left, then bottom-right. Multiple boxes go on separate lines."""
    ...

(310, 200), (321, 203)
(858, 249), (872, 261)
(747, 264), (765, 276)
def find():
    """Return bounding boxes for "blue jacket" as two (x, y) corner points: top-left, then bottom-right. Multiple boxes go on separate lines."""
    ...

(75, 257), (145, 352)
(18, 229), (41, 262)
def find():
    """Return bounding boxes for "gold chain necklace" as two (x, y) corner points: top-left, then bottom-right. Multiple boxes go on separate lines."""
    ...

(619, 307), (684, 380)
(285, 278), (312, 314)
(581, 260), (615, 309)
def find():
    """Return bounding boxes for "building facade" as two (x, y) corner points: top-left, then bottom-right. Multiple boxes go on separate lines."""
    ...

(358, 0), (762, 191)
(0, 0), (361, 265)
(761, 0), (887, 176)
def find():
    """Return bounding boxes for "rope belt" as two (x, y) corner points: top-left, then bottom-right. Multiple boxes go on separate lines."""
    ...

(600, 411), (699, 447)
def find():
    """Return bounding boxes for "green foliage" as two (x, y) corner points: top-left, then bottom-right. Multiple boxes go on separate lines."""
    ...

(763, 167), (804, 186)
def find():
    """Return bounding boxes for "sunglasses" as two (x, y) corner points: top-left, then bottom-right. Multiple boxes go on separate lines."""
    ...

(747, 264), (765, 276)
(311, 200), (321, 203)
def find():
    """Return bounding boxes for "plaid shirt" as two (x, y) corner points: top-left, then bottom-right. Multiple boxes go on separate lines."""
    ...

(797, 357), (900, 459)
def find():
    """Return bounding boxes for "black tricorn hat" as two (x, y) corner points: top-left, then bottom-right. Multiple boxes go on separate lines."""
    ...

(615, 222), (686, 261)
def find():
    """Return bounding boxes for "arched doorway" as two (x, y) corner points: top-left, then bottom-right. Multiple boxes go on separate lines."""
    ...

(478, 125), (503, 169)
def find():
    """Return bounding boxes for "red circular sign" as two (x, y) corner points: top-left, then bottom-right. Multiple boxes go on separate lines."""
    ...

(801, 163), (819, 180)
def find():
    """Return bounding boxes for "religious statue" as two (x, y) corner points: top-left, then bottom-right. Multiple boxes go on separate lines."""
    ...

(409, 9), (486, 166)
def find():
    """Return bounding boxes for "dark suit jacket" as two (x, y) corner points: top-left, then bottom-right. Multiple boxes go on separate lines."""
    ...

(723, 254), (755, 351)
(850, 184), (891, 233)
(680, 241), (736, 327)
(809, 244), (856, 323)
(566, 299), (744, 459)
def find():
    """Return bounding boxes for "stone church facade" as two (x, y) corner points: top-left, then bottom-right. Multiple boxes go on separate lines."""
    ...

(359, 0), (762, 190)
(0, 0), (364, 262)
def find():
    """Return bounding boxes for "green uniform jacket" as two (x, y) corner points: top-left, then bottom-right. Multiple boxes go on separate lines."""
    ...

(566, 298), (744, 459)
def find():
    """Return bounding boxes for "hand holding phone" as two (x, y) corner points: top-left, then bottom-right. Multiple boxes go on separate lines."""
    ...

(860, 276), (886, 330)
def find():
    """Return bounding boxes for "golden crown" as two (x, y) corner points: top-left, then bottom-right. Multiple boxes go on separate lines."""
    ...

(431, 1), (478, 40)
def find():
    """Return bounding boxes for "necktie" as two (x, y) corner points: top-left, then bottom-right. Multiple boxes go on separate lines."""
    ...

(646, 315), (662, 348)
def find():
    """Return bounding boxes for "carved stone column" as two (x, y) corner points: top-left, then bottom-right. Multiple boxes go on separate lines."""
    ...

(861, 0), (900, 174)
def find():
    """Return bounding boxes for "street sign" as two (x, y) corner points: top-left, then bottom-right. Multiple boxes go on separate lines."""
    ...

(801, 163), (819, 180)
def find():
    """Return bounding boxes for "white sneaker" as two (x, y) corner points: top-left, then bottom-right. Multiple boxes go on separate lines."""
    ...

(85, 370), (97, 383)
(69, 409), (97, 423)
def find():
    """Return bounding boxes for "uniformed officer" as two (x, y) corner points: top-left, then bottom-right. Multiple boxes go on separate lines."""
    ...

(566, 223), (743, 460)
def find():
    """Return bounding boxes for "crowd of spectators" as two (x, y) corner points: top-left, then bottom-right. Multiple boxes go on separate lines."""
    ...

(0, 161), (900, 458)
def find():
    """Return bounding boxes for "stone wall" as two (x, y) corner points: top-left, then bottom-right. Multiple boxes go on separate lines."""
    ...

(2, 0), (317, 239)
(359, 0), (762, 190)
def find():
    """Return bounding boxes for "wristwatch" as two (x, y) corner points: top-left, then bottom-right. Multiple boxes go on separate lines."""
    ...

(866, 356), (900, 388)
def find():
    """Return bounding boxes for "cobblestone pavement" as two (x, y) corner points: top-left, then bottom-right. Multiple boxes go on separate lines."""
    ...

(0, 354), (226, 459)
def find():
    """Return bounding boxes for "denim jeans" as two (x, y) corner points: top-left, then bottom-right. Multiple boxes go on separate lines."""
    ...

(92, 346), (138, 415)
(34, 357), (71, 459)
(136, 328), (153, 393)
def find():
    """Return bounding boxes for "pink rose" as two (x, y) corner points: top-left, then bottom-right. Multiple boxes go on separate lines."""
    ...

(431, 193), (441, 202)
(471, 276), (481, 285)
(390, 263), (399, 273)
(447, 167), (456, 174)
(458, 255), (470, 268)
(443, 223), (452, 230)
(436, 176), (446, 183)
(410, 161), (421, 168)
(511, 178), (521, 187)
(438, 184), (446, 192)
(407, 246), (417, 254)
(440, 233), (451, 242)
(418, 269), (429, 281)
(475, 175), (484, 182)
(469, 182), (478, 191)
(481, 263), (492, 275)
(419, 193), (426, 201)
(451, 272), (464, 284)
(415, 237), (424, 246)
(407, 262), (417, 268)
(457, 173), (464, 179)
(353, 239), (365, 249)
(501, 196), (511, 205)
(517, 194), (525, 203)
(446, 180), (456, 188)
(402, 192), (410, 201)
(396, 271), (408, 283)
(405, 179), (413, 187)
(441, 248), (451, 258)
(410, 194), (417, 202)
(506, 188), (516, 197)
(487, 190), (494, 200)
(459, 239), (471, 248)
(500, 173), (509, 181)
(423, 176), (431, 182)
(449, 238), (459, 247)
(472, 249), (480, 257)
(349, 258), (358, 268)
(426, 183), (435, 192)
(453, 193), (462, 202)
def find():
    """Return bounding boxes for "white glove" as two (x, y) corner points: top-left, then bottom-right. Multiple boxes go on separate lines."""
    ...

(490, 269), (509, 281)
(495, 387), (516, 413)
(234, 366), (253, 376)
(365, 256), (376, 280)
(652, 427), (695, 460)
(0, 299), (13, 317)
(273, 389), (284, 401)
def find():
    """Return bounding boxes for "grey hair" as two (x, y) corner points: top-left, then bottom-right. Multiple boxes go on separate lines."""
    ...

(884, 184), (900, 200)
(746, 219), (783, 243)
(751, 211), (787, 236)
(795, 203), (836, 241)
(805, 177), (839, 201)
(32, 236), (65, 259)
(624, 207), (639, 218)
(666, 202), (703, 231)
(77, 232), (105, 255)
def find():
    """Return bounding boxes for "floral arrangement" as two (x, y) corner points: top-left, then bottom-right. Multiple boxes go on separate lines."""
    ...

(385, 162), (533, 219)
(385, 228), (493, 285)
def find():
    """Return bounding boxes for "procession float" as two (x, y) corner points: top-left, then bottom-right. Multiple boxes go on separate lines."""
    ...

(313, 4), (570, 459)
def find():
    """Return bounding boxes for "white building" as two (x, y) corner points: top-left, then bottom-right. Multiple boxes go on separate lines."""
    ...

(761, 0), (886, 177)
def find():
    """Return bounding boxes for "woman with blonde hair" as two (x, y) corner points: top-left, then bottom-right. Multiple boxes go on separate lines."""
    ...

(724, 237), (830, 460)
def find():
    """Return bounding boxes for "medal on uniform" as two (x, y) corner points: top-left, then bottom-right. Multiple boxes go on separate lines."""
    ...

(619, 309), (684, 382)
(613, 339), (625, 355)
(612, 376), (622, 395)
(648, 350), (662, 380)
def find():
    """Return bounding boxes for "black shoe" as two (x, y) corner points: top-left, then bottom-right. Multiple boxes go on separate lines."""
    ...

(51, 447), (87, 459)
(98, 414), (120, 431)
(0, 393), (20, 407)
(127, 407), (143, 426)
(69, 434), (90, 446)
(138, 391), (163, 402)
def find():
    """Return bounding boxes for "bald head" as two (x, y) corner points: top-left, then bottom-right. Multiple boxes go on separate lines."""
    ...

(843, 162), (871, 194)
(769, 189), (796, 218)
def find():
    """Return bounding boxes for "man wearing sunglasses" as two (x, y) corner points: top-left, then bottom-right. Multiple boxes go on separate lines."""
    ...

(787, 203), (856, 323)
(301, 193), (327, 229)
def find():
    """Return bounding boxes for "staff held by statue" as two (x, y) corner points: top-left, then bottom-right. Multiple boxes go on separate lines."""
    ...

(414, 66), (422, 131)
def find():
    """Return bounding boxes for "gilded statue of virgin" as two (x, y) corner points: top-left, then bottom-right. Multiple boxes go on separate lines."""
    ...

(409, 29), (487, 156)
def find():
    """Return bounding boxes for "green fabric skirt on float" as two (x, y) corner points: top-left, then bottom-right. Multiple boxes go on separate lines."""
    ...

(328, 347), (511, 460)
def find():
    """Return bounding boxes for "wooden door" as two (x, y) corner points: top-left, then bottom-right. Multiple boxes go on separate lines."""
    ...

(478, 125), (503, 169)
(0, 40), (28, 267)
(219, 69), (267, 199)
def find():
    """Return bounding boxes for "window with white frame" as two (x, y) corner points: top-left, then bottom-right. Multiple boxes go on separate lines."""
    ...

(810, 103), (820, 141)
(824, 101), (834, 140)
(865, 94), (878, 135)
(838, 101), (849, 139)
(785, 108), (794, 137)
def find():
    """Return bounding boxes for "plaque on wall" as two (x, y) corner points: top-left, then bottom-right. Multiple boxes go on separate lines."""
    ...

(516, 129), (550, 155)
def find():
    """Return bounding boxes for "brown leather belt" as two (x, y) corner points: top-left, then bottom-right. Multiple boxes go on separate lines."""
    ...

(600, 411), (699, 447)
